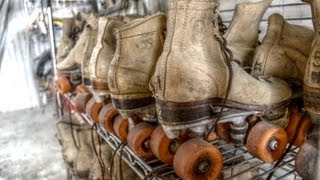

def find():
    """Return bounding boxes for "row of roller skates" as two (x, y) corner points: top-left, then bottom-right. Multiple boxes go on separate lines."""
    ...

(55, 0), (319, 179)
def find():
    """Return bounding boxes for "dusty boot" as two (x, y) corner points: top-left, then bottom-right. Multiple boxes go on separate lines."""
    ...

(88, 142), (113, 180)
(108, 13), (166, 120)
(57, 14), (98, 74)
(224, 0), (272, 67)
(251, 13), (314, 83)
(57, 14), (85, 62)
(150, 0), (291, 140)
(89, 142), (139, 180)
(73, 124), (96, 179)
(295, 135), (320, 180)
(56, 114), (83, 166)
(303, 0), (320, 32)
(89, 17), (125, 96)
(304, 0), (320, 125)
(112, 152), (139, 180)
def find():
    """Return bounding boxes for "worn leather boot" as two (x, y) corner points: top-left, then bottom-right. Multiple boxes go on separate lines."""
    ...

(57, 15), (85, 62)
(57, 14), (98, 78)
(251, 13), (314, 83)
(108, 13), (166, 120)
(56, 114), (83, 166)
(88, 142), (113, 180)
(304, 0), (320, 125)
(111, 152), (139, 180)
(224, 0), (272, 67)
(89, 17), (125, 96)
(88, 142), (139, 180)
(73, 124), (96, 179)
(150, 0), (292, 139)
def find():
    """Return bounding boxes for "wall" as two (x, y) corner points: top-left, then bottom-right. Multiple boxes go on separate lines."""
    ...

(0, 0), (48, 112)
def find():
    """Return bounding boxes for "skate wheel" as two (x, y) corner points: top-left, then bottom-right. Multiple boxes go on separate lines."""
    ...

(113, 115), (129, 141)
(289, 102), (299, 114)
(74, 93), (92, 113)
(150, 126), (175, 164)
(85, 97), (103, 123)
(127, 122), (155, 158)
(56, 76), (72, 94)
(247, 121), (288, 163)
(76, 85), (89, 93)
(215, 122), (231, 142)
(173, 138), (223, 179)
(206, 131), (218, 142)
(295, 138), (319, 179)
(98, 104), (119, 133)
(285, 113), (312, 147)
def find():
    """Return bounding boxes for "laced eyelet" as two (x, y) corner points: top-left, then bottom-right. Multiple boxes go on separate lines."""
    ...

(214, 6), (219, 14)
(211, 20), (217, 28)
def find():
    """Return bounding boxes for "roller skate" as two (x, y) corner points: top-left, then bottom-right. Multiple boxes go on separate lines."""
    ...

(56, 14), (85, 63)
(248, 13), (314, 148)
(56, 113), (83, 167)
(107, 13), (166, 158)
(83, 17), (125, 127)
(295, 1), (320, 179)
(149, 0), (292, 179)
(72, 123), (95, 179)
(56, 14), (98, 95)
(224, 0), (273, 67)
(251, 13), (314, 97)
(88, 142), (112, 180)
(88, 141), (140, 180)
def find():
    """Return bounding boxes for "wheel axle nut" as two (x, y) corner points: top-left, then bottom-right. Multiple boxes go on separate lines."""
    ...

(198, 160), (210, 173)
(269, 139), (279, 150)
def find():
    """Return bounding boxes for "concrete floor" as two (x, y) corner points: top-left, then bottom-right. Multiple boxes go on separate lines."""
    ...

(0, 104), (67, 180)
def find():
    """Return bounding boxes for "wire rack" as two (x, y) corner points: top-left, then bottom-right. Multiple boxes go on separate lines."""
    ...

(59, 93), (302, 180)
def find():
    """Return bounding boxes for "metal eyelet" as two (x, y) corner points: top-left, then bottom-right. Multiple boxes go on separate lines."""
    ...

(211, 20), (217, 28)
(214, 6), (219, 14)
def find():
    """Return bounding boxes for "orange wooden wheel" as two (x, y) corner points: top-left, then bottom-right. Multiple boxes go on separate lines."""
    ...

(295, 138), (318, 179)
(215, 122), (231, 142)
(173, 138), (223, 180)
(56, 76), (72, 94)
(289, 102), (299, 114)
(76, 85), (89, 93)
(247, 121), (288, 163)
(150, 126), (175, 164)
(206, 131), (218, 142)
(127, 122), (155, 158)
(74, 93), (92, 113)
(85, 97), (103, 123)
(285, 113), (312, 147)
(113, 115), (129, 141)
(98, 104), (119, 133)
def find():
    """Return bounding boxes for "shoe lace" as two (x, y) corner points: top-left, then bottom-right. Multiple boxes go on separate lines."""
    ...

(67, 103), (80, 150)
(91, 124), (106, 180)
(218, 15), (228, 35)
(205, 32), (237, 140)
(110, 141), (127, 180)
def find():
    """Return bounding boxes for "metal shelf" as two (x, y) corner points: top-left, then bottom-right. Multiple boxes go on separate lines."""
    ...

(60, 93), (302, 180)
